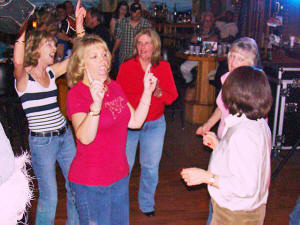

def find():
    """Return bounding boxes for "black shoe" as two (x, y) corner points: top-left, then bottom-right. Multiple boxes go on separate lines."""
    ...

(143, 211), (155, 217)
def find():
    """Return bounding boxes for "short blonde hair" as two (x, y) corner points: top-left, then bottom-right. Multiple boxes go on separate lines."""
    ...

(67, 34), (112, 88)
(24, 30), (57, 67)
(228, 37), (259, 66)
(131, 28), (161, 66)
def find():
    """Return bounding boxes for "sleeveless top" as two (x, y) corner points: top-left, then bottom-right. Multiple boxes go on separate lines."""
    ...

(15, 67), (66, 132)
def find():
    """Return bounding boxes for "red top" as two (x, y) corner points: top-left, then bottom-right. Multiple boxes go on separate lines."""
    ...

(66, 80), (130, 186)
(117, 57), (178, 121)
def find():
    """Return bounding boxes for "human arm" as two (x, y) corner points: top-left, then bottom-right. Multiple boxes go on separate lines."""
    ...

(13, 27), (28, 92)
(153, 62), (178, 105)
(127, 71), (157, 129)
(70, 80), (106, 145)
(50, 0), (85, 78)
(109, 18), (116, 38)
(196, 107), (222, 135)
(112, 38), (121, 59)
(181, 168), (219, 189)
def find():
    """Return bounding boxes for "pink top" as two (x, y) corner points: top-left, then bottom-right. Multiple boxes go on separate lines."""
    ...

(216, 72), (230, 138)
(66, 81), (130, 186)
(208, 114), (272, 211)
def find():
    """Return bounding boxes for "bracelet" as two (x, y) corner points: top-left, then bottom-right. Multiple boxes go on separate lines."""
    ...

(209, 174), (216, 186)
(88, 110), (100, 116)
(16, 40), (25, 44)
(76, 30), (85, 35)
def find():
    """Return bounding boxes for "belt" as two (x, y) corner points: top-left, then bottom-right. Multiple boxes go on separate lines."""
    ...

(30, 125), (68, 137)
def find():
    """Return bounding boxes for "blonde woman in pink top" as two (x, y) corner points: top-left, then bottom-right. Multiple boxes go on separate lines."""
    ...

(196, 37), (260, 138)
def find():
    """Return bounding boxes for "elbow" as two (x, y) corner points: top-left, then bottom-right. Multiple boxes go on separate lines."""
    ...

(76, 132), (95, 145)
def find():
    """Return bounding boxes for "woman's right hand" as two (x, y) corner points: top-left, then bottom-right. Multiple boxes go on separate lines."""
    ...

(195, 123), (211, 135)
(89, 80), (106, 113)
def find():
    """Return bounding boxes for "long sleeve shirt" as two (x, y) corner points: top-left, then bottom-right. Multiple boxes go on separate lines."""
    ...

(208, 114), (272, 211)
(117, 57), (178, 121)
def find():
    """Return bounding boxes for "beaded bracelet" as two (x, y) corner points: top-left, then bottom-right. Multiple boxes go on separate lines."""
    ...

(15, 40), (25, 44)
(76, 30), (85, 35)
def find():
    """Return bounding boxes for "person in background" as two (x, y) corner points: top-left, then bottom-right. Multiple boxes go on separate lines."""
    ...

(109, 1), (129, 72)
(215, 11), (238, 43)
(195, 37), (261, 225)
(66, 31), (157, 224)
(117, 28), (178, 217)
(12, 1), (86, 222)
(112, 2), (152, 66)
(0, 122), (33, 225)
(56, 3), (73, 61)
(64, 0), (76, 34)
(180, 11), (219, 84)
(182, 66), (273, 225)
(85, 7), (111, 50)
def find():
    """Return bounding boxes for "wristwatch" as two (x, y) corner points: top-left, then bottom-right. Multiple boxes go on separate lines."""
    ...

(88, 110), (100, 116)
(209, 174), (216, 186)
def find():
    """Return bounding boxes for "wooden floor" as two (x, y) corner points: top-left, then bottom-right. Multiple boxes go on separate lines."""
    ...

(21, 111), (300, 225)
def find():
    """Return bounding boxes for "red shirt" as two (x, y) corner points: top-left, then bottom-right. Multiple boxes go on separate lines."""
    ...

(117, 57), (178, 121)
(66, 81), (130, 186)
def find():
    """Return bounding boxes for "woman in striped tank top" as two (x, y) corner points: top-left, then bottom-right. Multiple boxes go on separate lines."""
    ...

(12, 2), (86, 223)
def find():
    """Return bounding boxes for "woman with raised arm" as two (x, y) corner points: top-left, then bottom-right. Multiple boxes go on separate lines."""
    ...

(12, 1), (86, 224)
(66, 34), (157, 225)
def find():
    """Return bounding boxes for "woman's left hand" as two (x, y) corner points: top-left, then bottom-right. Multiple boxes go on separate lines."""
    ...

(181, 168), (209, 186)
(144, 72), (157, 94)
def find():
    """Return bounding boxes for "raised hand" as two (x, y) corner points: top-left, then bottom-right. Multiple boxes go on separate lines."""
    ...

(143, 70), (157, 94)
(86, 69), (106, 113)
(75, 0), (86, 34)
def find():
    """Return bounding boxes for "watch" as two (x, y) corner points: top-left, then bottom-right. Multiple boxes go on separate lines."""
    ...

(88, 110), (100, 116)
(209, 174), (216, 186)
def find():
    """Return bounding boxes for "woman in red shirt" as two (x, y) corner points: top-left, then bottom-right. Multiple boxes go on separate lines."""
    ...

(117, 28), (178, 217)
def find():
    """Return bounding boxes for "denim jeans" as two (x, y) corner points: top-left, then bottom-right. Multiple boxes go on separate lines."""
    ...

(70, 176), (129, 225)
(290, 197), (300, 225)
(126, 115), (166, 213)
(207, 199), (213, 225)
(29, 126), (79, 225)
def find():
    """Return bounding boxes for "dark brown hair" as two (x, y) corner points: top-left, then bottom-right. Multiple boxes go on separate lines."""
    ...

(222, 66), (273, 120)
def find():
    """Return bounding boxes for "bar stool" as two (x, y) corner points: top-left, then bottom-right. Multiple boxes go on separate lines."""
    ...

(0, 61), (27, 153)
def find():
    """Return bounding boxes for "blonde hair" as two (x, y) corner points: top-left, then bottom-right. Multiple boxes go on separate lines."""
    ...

(67, 34), (112, 88)
(24, 30), (57, 67)
(228, 37), (259, 66)
(131, 28), (161, 66)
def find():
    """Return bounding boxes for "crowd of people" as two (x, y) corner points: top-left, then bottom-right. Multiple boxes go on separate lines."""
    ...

(1, 0), (297, 224)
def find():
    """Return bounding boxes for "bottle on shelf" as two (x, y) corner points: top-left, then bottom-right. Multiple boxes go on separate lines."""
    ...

(173, 3), (177, 23)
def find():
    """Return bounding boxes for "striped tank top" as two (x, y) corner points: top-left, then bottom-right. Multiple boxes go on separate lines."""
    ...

(16, 67), (66, 132)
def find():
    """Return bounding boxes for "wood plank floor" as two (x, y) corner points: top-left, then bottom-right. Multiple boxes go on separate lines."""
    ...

(25, 112), (300, 225)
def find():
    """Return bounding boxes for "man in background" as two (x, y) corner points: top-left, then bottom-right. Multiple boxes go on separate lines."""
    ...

(112, 3), (152, 65)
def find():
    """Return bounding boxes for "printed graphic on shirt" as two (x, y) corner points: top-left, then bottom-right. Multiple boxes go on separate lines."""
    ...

(104, 96), (126, 119)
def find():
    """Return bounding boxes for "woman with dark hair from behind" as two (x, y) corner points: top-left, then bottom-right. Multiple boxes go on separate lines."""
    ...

(181, 66), (273, 225)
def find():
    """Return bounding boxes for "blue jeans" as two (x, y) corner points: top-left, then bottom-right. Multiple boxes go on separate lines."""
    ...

(126, 115), (166, 213)
(207, 199), (213, 225)
(29, 126), (79, 225)
(70, 176), (129, 225)
(290, 197), (300, 225)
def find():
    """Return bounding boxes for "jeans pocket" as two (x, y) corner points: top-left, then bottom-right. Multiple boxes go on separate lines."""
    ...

(29, 135), (52, 147)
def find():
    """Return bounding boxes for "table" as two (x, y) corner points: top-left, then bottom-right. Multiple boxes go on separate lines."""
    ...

(176, 52), (226, 124)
